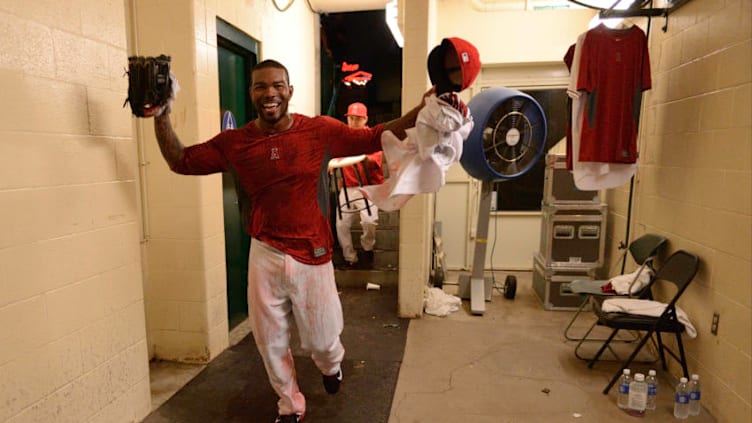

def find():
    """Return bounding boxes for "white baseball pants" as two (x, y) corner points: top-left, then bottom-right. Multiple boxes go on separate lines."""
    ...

(246, 239), (345, 416)
(336, 187), (378, 263)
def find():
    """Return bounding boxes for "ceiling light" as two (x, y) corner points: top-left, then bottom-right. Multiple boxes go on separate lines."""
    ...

(386, 1), (403, 48)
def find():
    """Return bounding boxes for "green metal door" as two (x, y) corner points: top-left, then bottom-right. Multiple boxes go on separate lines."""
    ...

(217, 21), (257, 329)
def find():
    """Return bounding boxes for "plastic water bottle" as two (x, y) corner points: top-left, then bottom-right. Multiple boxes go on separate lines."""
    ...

(645, 369), (658, 411)
(627, 373), (647, 417)
(688, 374), (701, 416)
(673, 377), (690, 419)
(617, 368), (632, 409)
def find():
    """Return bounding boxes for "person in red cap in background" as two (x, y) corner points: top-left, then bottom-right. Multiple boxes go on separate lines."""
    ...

(333, 102), (385, 269)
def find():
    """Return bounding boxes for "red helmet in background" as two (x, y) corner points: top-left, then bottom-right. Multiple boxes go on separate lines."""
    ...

(345, 102), (368, 117)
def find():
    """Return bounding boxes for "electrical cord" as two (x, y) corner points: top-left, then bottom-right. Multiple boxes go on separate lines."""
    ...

(273, 0), (316, 13)
(272, 0), (295, 12)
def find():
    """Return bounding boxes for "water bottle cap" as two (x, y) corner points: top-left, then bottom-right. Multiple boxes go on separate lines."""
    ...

(680, 377), (688, 383)
(635, 373), (645, 381)
(648, 369), (656, 376)
(623, 369), (631, 375)
(691, 374), (699, 380)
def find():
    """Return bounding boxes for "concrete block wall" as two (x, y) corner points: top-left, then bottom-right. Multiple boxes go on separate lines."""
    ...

(605, 0), (751, 421)
(129, 0), (229, 364)
(0, 0), (151, 421)
(0, 0), (320, 420)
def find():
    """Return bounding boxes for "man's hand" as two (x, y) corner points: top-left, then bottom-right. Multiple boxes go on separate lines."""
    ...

(142, 105), (166, 118)
(421, 86), (437, 106)
(437, 92), (469, 118)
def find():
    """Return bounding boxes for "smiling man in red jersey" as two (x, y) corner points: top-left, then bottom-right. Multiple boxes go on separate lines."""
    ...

(144, 59), (432, 423)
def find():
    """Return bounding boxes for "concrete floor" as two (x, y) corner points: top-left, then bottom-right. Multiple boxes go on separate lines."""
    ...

(388, 270), (716, 423)
(148, 270), (717, 423)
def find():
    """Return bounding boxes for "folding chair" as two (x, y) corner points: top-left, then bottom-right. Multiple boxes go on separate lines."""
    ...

(564, 233), (668, 356)
(328, 155), (374, 219)
(585, 250), (700, 394)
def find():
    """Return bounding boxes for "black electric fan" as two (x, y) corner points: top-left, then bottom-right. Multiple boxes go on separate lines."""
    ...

(458, 87), (547, 315)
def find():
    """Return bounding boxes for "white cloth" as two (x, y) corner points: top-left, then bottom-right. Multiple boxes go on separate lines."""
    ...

(423, 287), (462, 317)
(335, 187), (378, 263)
(568, 31), (637, 191)
(247, 239), (345, 416)
(359, 94), (473, 211)
(608, 267), (653, 295)
(601, 298), (697, 338)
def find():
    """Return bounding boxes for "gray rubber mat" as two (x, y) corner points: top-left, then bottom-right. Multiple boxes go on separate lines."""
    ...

(142, 283), (408, 423)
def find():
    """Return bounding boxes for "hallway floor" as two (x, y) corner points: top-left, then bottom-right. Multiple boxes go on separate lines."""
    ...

(147, 270), (717, 423)
(389, 271), (716, 422)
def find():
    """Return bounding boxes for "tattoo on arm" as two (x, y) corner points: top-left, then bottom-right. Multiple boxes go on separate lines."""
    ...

(154, 114), (185, 171)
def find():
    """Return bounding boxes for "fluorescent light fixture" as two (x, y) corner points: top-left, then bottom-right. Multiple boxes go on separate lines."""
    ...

(386, 0), (403, 48)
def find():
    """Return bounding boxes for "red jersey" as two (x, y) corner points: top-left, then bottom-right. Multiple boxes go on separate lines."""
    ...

(341, 151), (385, 188)
(577, 24), (651, 164)
(173, 114), (384, 264)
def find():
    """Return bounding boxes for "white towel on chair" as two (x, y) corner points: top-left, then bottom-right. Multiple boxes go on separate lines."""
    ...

(609, 267), (653, 295)
(602, 298), (697, 338)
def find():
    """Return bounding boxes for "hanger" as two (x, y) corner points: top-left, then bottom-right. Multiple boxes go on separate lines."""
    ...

(615, 18), (636, 29)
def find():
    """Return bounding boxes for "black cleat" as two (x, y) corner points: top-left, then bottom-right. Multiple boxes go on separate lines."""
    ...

(274, 413), (303, 423)
(322, 369), (343, 394)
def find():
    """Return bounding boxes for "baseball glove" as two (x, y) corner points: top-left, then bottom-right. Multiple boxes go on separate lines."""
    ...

(124, 54), (174, 117)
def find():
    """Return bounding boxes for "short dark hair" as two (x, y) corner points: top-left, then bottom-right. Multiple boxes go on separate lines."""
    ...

(252, 59), (290, 84)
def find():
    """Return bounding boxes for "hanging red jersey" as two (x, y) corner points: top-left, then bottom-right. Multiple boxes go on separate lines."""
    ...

(577, 24), (651, 164)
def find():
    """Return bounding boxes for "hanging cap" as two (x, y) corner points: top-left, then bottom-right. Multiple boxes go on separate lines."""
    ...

(345, 102), (368, 117)
(427, 37), (481, 95)
(445, 37), (481, 90)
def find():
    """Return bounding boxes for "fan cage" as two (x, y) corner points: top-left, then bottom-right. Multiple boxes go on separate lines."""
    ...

(460, 87), (547, 181)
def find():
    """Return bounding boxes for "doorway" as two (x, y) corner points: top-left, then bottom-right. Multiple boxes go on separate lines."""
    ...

(217, 18), (258, 329)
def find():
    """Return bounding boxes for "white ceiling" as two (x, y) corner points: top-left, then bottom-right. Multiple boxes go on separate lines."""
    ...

(307, 0), (390, 13)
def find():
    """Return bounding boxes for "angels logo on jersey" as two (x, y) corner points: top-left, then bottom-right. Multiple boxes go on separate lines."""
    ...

(270, 147), (280, 160)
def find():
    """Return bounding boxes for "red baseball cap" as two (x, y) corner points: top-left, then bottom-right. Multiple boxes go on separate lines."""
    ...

(445, 37), (481, 90)
(427, 37), (481, 95)
(345, 102), (368, 117)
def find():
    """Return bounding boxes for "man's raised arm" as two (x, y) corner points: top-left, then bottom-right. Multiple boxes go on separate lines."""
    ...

(153, 113), (185, 171)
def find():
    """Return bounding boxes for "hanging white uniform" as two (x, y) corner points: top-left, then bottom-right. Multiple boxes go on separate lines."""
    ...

(359, 94), (473, 211)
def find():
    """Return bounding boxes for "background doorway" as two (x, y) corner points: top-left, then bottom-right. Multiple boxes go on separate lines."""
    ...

(217, 18), (258, 329)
